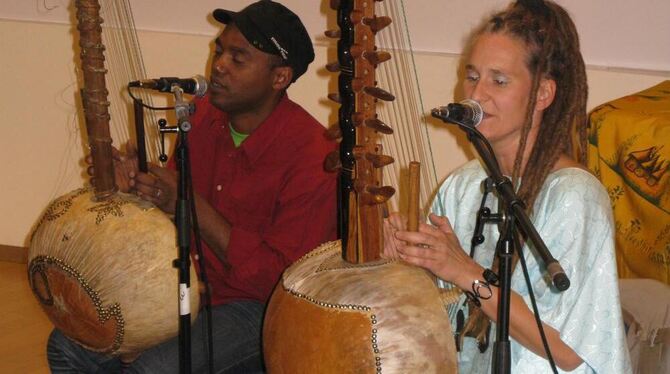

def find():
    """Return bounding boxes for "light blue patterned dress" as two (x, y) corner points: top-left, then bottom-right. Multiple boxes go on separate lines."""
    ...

(433, 160), (632, 373)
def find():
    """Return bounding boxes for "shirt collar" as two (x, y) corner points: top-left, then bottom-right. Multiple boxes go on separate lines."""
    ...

(237, 94), (292, 165)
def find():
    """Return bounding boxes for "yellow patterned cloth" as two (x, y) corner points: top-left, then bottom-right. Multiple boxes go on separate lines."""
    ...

(588, 80), (670, 284)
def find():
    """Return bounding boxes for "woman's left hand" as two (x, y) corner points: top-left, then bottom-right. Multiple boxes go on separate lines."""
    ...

(394, 213), (481, 286)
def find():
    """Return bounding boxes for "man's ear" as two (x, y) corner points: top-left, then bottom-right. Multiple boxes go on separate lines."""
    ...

(272, 66), (293, 90)
(535, 78), (556, 112)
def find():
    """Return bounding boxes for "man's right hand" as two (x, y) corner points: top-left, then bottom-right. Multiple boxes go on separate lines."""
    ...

(86, 144), (139, 193)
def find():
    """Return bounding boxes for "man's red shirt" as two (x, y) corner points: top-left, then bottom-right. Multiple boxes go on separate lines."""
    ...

(171, 94), (337, 305)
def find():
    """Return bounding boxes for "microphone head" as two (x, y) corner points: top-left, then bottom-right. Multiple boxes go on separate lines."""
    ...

(459, 99), (483, 127)
(430, 99), (483, 128)
(191, 75), (208, 97)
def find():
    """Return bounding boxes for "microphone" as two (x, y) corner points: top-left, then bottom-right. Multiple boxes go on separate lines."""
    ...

(128, 75), (208, 97)
(431, 99), (483, 128)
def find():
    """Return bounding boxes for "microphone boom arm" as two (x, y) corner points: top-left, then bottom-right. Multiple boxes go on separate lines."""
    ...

(430, 111), (570, 290)
(467, 127), (570, 291)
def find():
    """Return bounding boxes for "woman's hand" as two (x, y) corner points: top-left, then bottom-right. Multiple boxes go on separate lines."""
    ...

(392, 213), (481, 287)
(382, 212), (407, 260)
(393, 215), (584, 370)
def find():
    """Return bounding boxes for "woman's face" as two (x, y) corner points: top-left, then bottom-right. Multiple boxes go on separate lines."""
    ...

(462, 32), (536, 150)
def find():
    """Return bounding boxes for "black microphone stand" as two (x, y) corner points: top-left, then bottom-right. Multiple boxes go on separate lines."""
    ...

(129, 82), (213, 374)
(432, 111), (570, 374)
(164, 86), (194, 374)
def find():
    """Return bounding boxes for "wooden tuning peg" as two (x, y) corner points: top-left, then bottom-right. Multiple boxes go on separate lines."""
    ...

(363, 86), (395, 101)
(327, 93), (341, 103)
(325, 125), (342, 140)
(324, 150), (342, 172)
(363, 16), (392, 33)
(364, 51), (392, 65)
(325, 61), (340, 72)
(365, 118), (393, 134)
(365, 153), (394, 168)
(324, 29), (341, 38)
(360, 185), (395, 205)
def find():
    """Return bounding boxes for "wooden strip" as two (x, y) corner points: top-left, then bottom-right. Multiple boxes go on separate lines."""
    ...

(0, 244), (28, 264)
(407, 161), (421, 232)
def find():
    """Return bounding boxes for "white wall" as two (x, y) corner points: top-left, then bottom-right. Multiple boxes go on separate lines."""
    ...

(1, 1), (669, 247)
(3, 0), (669, 71)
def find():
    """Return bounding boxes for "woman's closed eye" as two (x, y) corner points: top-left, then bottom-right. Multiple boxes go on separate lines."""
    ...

(493, 76), (509, 86)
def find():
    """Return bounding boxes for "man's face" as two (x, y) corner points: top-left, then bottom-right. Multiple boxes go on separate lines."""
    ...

(209, 25), (280, 114)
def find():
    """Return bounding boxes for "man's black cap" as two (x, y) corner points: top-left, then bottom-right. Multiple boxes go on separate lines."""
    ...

(213, 1), (315, 83)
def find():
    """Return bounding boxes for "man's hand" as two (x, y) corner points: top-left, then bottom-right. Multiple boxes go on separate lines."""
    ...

(131, 164), (178, 215)
(86, 144), (139, 193)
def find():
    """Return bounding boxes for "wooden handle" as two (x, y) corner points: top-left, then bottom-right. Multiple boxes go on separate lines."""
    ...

(407, 161), (421, 232)
(76, 0), (116, 200)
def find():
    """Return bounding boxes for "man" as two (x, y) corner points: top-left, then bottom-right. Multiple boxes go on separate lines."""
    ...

(47, 1), (337, 372)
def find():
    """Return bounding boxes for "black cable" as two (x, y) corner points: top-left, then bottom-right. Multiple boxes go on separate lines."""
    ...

(516, 234), (559, 374)
(126, 86), (175, 110)
(454, 178), (495, 352)
(470, 177), (497, 257)
(185, 136), (215, 374)
(446, 120), (500, 169)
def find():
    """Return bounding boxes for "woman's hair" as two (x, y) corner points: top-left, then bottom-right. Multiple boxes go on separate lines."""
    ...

(460, 0), (588, 348)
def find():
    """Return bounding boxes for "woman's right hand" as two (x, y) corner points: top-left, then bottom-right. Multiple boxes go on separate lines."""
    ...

(392, 213), (481, 287)
(86, 143), (139, 193)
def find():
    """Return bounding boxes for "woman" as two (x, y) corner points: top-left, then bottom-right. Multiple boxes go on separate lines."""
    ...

(384, 1), (631, 372)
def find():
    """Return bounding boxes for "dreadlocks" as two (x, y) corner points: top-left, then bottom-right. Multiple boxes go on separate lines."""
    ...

(460, 0), (588, 347)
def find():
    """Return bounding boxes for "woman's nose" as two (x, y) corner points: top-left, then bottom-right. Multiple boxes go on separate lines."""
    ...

(469, 81), (487, 102)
